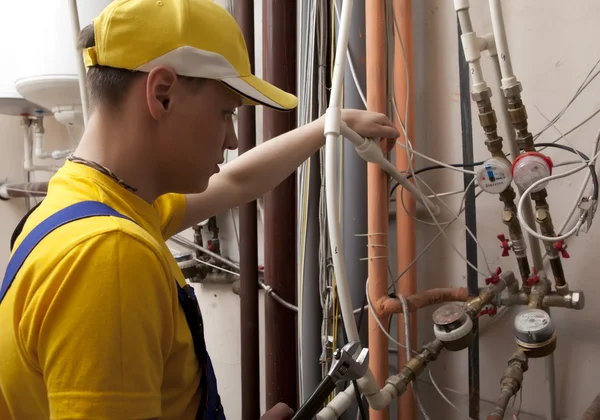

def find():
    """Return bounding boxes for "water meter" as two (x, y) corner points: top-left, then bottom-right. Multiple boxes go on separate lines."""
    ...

(513, 308), (556, 358)
(512, 152), (553, 193)
(476, 157), (513, 194)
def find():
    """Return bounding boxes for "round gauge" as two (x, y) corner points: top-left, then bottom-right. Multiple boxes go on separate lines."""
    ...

(476, 157), (513, 194)
(514, 309), (550, 332)
(514, 308), (555, 346)
(512, 152), (553, 193)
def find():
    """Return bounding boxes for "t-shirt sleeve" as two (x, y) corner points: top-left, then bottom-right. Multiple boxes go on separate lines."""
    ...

(23, 231), (176, 420)
(153, 193), (187, 240)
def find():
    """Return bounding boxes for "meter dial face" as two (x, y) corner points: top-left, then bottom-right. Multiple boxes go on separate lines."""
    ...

(515, 310), (550, 333)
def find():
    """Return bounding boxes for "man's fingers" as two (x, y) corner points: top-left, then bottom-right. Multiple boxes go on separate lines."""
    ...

(270, 402), (294, 418)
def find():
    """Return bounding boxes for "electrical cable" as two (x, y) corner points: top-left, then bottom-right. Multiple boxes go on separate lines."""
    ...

(517, 147), (600, 242)
(536, 142), (599, 200)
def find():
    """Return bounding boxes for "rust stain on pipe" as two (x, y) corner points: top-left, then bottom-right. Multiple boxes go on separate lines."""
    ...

(366, 0), (390, 418)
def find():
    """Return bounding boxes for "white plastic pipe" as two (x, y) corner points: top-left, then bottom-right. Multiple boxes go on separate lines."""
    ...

(21, 117), (61, 173)
(323, 0), (361, 344)
(340, 123), (440, 214)
(488, 0), (518, 90)
(68, 0), (90, 127)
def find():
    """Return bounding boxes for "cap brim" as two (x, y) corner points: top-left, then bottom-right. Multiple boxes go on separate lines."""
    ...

(221, 74), (297, 111)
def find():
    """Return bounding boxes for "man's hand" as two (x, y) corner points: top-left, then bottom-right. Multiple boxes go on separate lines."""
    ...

(340, 109), (400, 153)
(177, 108), (401, 234)
(260, 402), (294, 420)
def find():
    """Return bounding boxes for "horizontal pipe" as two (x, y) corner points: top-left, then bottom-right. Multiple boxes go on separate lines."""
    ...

(377, 288), (469, 316)
(0, 182), (48, 200)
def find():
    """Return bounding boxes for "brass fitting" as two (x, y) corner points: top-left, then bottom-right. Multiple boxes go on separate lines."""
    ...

(501, 351), (528, 393)
(543, 291), (585, 310)
(501, 83), (523, 99)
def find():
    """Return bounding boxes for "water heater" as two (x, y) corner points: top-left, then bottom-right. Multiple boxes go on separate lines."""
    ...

(0, 3), (51, 117)
(12, 0), (112, 126)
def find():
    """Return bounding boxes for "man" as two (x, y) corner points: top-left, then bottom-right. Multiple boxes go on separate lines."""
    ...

(0, 0), (399, 419)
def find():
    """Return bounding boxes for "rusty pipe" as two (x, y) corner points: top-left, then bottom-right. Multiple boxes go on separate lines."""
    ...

(377, 288), (469, 316)
(366, 0), (390, 418)
(234, 0), (261, 418)
(262, 0), (298, 411)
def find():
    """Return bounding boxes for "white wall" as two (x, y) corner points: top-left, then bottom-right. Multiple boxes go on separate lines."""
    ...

(1, 0), (600, 419)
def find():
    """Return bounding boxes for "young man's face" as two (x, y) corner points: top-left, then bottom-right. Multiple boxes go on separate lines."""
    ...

(146, 69), (241, 194)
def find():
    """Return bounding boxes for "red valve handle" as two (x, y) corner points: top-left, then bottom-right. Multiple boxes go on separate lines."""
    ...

(527, 267), (540, 286)
(553, 240), (570, 258)
(479, 306), (498, 317)
(497, 234), (510, 257)
(485, 267), (502, 285)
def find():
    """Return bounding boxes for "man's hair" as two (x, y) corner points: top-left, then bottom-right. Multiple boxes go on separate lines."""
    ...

(78, 24), (205, 111)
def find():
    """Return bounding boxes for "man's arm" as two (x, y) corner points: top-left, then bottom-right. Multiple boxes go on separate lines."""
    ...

(179, 110), (399, 231)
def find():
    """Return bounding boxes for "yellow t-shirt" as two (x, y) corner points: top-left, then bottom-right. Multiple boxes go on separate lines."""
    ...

(0, 161), (202, 420)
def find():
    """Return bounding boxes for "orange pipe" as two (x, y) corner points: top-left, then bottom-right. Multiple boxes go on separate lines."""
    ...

(393, 0), (417, 419)
(366, 0), (390, 419)
(377, 288), (469, 316)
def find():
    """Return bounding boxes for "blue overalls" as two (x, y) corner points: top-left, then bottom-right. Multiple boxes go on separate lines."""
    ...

(0, 201), (225, 420)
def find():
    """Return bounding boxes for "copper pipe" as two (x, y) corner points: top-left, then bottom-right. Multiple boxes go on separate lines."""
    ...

(366, 0), (390, 418)
(234, 0), (260, 418)
(377, 288), (469, 316)
(262, 0), (298, 411)
(392, 0), (416, 418)
(0, 182), (48, 200)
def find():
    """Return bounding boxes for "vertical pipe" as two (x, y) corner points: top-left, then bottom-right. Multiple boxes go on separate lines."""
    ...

(67, 0), (89, 127)
(488, 57), (544, 270)
(234, 2), (260, 418)
(263, 0), (298, 411)
(341, 0), (368, 345)
(457, 19), (480, 420)
(300, 152), (323, 403)
(339, 1), (368, 418)
(366, 1), (389, 419)
(392, 1), (416, 419)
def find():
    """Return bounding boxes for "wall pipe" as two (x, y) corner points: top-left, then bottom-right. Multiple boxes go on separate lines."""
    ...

(339, 0), (369, 418)
(233, 1), (260, 418)
(67, 0), (89, 127)
(262, 0), (298, 411)
(487, 2), (557, 418)
(0, 182), (48, 200)
(365, 0), (389, 418)
(457, 17), (480, 420)
(392, 0), (417, 418)
(322, 0), (440, 416)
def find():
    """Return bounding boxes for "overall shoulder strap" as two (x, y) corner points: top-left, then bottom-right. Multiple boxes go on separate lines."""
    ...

(0, 201), (132, 304)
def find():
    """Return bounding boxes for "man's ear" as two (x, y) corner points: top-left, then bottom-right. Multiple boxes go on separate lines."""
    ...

(146, 66), (178, 120)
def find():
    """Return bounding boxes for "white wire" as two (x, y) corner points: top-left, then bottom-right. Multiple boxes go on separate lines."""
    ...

(517, 148), (600, 242)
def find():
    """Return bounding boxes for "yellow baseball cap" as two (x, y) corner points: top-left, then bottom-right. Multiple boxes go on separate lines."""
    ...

(83, 0), (297, 111)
